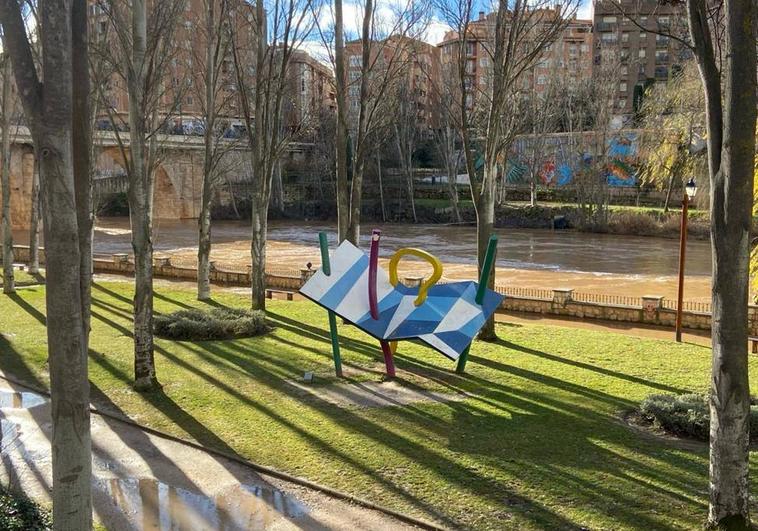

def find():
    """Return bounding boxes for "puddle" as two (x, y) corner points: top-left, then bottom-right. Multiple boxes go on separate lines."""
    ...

(0, 390), (47, 409)
(94, 477), (309, 530)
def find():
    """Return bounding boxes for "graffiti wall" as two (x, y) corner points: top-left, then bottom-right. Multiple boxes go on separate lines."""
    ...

(507, 130), (640, 188)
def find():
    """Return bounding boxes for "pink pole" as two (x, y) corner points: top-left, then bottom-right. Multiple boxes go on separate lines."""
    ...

(368, 229), (381, 320)
(369, 229), (395, 378)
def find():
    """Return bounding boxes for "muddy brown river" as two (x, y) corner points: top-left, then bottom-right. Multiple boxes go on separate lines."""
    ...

(15, 217), (714, 302)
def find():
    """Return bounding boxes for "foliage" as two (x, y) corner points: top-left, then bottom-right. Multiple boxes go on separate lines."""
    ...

(640, 393), (758, 441)
(153, 307), (269, 340)
(637, 62), (707, 205)
(6, 284), (758, 529)
(0, 487), (51, 531)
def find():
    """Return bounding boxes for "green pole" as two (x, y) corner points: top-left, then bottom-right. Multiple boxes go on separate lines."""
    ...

(457, 234), (498, 374)
(319, 232), (343, 377)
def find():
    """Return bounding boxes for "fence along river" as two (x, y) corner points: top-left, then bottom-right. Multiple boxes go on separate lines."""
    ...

(15, 217), (713, 303)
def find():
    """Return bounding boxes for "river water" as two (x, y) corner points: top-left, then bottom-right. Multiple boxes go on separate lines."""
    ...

(15, 217), (713, 302)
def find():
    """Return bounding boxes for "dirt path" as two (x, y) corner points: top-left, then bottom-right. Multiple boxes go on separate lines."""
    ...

(0, 375), (430, 530)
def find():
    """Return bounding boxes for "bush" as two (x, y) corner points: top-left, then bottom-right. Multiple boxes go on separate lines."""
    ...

(154, 307), (270, 340)
(639, 393), (758, 441)
(0, 487), (51, 530)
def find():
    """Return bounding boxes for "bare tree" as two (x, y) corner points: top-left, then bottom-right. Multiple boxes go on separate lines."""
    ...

(432, 62), (463, 223)
(0, 0), (93, 527)
(686, 0), (756, 525)
(1, 54), (13, 293)
(191, 0), (239, 301)
(392, 78), (419, 223)
(231, 0), (315, 310)
(95, 0), (186, 390)
(318, 0), (426, 244)
(438, 0), (579, 339)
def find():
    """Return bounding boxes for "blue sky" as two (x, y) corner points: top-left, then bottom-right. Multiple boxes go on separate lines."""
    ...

(299, 0), (594, 63)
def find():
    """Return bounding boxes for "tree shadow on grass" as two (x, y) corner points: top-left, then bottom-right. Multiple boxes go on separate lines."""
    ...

(5, 293), (46, 327)
(489, 338), (689, 394)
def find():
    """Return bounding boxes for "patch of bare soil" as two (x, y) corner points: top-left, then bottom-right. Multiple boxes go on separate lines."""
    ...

(286, 380), (470, 409)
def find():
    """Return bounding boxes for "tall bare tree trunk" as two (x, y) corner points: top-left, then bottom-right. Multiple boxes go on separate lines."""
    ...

(1, 57), (13, 294)
(376, 153), (386, 222)
(334, 0), (349, 242)
(475, 163), (497, 340)
(251, 200), (267, 310)
(129, 0), (159, 390)
(1, 1), (94, 527)
(686, 0), (757, 526)
(28, 157), (40, 274)
(197, 0), (217, 302)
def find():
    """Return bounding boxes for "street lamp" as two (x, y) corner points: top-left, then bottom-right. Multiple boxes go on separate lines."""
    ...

(675, 178), (697, 342)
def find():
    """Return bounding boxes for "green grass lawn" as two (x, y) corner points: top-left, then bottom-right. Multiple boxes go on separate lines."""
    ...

(0, 270), (44, 288)
(1, 282), (757, 529)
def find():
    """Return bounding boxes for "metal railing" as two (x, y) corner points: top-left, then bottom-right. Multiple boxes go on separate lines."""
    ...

(571, 291), (643, 307)
(661, 299), (712, 314)
(494, 285), (553, 300)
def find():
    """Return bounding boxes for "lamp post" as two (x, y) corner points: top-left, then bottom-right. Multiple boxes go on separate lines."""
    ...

(675, 178), (697, 342)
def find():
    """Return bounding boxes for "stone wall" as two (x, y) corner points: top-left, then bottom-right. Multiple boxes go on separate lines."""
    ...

(12, 245), (758, 335)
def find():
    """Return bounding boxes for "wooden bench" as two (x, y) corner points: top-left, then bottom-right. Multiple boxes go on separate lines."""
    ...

(265, 289), (294, 301)
(751, 336), (758, 354)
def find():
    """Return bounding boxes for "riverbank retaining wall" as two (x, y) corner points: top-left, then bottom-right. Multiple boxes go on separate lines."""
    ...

(11, 244), (752, 335)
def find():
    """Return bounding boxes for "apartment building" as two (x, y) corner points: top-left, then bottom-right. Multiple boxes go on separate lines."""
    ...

(593, 0), (691, 115)
(284, 50), (336, 130)
(90, 0), (332, 136)
(344, 35), (441, 133)
(437, 8), (593, 106)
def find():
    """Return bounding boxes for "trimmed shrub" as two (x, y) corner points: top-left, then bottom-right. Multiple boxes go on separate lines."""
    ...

(154, 307), (269, 341)
(0, 487), (51, 530)
(639, 393), (758, 441)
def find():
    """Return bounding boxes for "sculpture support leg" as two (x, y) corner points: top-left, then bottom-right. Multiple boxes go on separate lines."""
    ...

(380, 340), (396, 379)
(457, 234), (499, 374)
(319, 232), (342, 377)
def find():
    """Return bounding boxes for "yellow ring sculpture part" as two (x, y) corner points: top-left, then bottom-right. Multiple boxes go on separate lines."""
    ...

(388, 248), (443, 306)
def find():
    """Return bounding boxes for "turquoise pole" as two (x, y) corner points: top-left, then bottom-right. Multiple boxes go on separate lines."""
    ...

(319, 232), (343, 377)
(456, 234), (498, 374)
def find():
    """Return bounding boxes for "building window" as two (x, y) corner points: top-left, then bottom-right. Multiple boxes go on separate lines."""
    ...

(619, 98), (627, 108)
(349, 55), (361, 67)
(639, 48), (646, 58)
(621, 32), (630, 43)
(537, 75), (547, 85)
(639, 32), (647, 40)
(655, 50), (670, 63)
(619, 82), (627, 92)
(602, 16), (617, 23)
(466, 42), (476, 56)
(621, 65), (628, 75)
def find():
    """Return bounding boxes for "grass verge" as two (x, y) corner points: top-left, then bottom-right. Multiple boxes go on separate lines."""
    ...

(2, 282), (758, 529)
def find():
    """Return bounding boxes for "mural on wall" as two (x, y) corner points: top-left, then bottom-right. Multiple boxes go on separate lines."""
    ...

(507, 130), (640, 188)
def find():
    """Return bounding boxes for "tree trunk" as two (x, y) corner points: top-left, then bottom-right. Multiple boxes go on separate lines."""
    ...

(197, 199), (212, 300)
(334, 0), (350, 242)
(376, 153), (386, 222)
(476, 164), (497, 340)
(530, 179), (537, 207)
(663, 172), (675, 213)
(347, 157), (364, 245)
(198, 0), (216, 302)
(1, 57), (13, 294)
(685, 0), (756, 526)
(28, 158), (40, 274)
(129, 0), (159, 391)
(251, 200), (267, 310)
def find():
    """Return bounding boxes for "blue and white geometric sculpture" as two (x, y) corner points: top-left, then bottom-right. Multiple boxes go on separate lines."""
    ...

(300, 239), (503, 361)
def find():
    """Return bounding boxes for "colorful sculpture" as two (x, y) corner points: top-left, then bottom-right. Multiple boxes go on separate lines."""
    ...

(300, 230), (503, 378)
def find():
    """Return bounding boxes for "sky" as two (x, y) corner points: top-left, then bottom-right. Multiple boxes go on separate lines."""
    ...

(299, 0), (594, 65)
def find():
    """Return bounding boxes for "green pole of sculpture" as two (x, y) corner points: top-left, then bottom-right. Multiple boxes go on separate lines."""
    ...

(319, 232), (343, 377)
(456, 234), (498, 374)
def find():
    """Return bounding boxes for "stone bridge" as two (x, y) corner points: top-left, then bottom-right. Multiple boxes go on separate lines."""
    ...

(4, 126), (310, 230)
